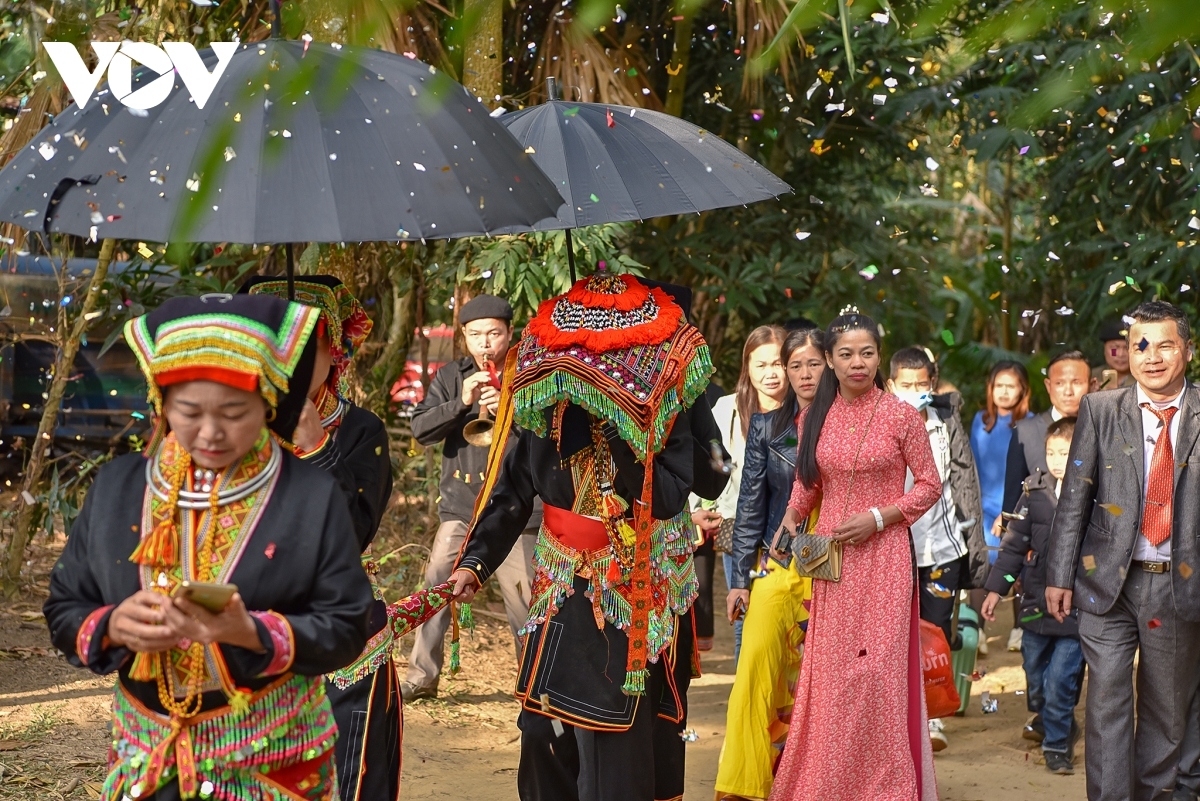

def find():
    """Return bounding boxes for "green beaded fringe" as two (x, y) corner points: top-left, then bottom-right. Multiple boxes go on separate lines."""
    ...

(513, 344), (713, 461)
(622, 668), (648, 696)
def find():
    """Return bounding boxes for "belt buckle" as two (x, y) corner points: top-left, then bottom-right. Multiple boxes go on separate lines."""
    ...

(1142, 561), (1168, 574)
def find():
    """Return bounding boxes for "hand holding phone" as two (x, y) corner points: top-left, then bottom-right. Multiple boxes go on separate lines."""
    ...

(769, 519), (796, 567)
(174, 581), (238, 614)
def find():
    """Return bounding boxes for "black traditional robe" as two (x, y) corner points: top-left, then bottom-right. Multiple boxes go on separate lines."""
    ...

(456, 403), (694, 801)
(44, 450), (374, 800)
(303, 402), (401, 801)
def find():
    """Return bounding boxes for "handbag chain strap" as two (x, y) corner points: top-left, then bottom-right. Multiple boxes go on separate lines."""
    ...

(837, 389), (885, 524)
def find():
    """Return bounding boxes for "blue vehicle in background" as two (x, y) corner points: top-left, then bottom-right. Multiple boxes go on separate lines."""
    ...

(0, 255), (155, 480)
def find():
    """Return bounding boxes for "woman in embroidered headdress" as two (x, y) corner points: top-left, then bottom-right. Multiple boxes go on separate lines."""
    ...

(243, 276), (397, 801)
(44, 293), (374, 801)
(445, 271), (713, 801)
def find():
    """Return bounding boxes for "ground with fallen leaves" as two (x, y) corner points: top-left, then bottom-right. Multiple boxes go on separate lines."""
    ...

(0, 538), (1088, 800)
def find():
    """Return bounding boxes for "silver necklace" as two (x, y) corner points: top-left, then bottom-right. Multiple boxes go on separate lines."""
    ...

(321, 398), (346, 429)
(146, 440), (281, 508)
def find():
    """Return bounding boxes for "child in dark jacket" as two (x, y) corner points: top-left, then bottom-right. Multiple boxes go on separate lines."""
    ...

(982, 417), (1085, 776)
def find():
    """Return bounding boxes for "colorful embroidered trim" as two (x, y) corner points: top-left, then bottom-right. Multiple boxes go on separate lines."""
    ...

(76, 604), (113, 666)
(521, 512), (698, 675)
(105, 674), (337, 801)
(511, 328), (712, 461)
(125, 304), (319, 414)
(247, 279), (372, 397)
(130, 433), (281, 697)
(250, 612), (295, 677)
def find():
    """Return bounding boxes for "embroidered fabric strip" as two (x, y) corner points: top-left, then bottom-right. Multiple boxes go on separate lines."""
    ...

(132, 434), (281, 696)
(250, 612), (294, 677)
(521, 512), (698, 666)
(76, 605), (114, 666)
(105, 675), (337, 801)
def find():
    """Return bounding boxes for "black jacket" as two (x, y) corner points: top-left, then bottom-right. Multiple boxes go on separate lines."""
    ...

(984, 471), (1078, 637)
(304, 403), (392, 551)
(410, 356), (490, 523)
(1003, 410), (1053, 515)
(730, 405), (797, 590)
(44, 451), (374, 715)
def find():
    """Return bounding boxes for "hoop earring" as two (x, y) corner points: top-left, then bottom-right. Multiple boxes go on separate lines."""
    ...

(265, 407), (277, 422)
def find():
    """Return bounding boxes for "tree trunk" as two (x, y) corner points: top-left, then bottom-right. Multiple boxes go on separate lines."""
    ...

(664, 2), (698, 118)
(4, 238), (116, 595)
(461, 0), (503, 108)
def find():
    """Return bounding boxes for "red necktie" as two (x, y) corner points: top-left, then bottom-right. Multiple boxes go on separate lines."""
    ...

(1141, 404), (1178, 547)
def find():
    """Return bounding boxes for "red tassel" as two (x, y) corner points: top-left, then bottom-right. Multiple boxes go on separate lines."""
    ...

(606, 559), (622, 585)
(129, 519), (178, 569)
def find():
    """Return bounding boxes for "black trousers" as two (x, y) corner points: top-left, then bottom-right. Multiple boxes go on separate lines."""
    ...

(517, 612), (695, 801)
(327, 658), (403, 801)
(917, 554), (968, 649)
(692, 539), (715, 639)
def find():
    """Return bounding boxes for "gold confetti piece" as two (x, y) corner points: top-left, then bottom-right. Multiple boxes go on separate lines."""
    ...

(989, 291), (1001, 300)
(1181, 562), (1194, 580)
(804, 44), (816, 57)
(950, 133), (962, 148)
(137, 243), (154, 259)
(1097, 219), (1106, 232)
(1098, 503), (1124, 517)
(942, 275), (954, 290)
(818, 69), (834, 84)
(907, 138), (920, 151)
(233, 112), (242, 122)
(810, 139), (830, 155)
(1048, 214), (1059, 225)
(1097, 106), (1107, 117)
(375, 446), (382, 456)
(1172, 158), (1182, 166)
(1082, 555), (1097, 573)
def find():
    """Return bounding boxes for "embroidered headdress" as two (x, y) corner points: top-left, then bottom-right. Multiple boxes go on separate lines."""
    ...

(241, 275), (373, 397)
(125, 293), (320, 444)
(479, 271), (712, 695)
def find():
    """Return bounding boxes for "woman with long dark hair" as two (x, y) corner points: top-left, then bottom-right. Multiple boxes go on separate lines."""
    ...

(969, 361), (1032, 557)
(690, 325), (786, 654)
(770, 312), (942, 801)
(715, 326), (824, 801)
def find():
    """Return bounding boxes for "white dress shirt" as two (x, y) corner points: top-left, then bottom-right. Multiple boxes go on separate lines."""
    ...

(908, 408), (967, 569)
(1133, 384), (1184, 561)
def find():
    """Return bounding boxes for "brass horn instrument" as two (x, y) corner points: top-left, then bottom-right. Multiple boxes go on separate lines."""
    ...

(463, 356), (496, 447)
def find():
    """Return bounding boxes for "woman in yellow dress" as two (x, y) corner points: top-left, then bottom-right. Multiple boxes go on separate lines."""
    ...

(714, 326), (825, 801)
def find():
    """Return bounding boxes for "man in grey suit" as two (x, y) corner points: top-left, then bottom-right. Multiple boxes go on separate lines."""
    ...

(1047, 300), (1200, 801)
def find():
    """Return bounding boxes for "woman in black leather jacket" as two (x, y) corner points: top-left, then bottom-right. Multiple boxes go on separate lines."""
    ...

(714, 325), (826, 801)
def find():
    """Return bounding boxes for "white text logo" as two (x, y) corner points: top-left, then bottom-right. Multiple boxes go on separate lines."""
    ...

(43, 41), (238, 111)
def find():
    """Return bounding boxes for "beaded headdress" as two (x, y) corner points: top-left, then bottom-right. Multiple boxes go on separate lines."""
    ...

(125, 293), (320, 445)
(242, 275), (373, 397)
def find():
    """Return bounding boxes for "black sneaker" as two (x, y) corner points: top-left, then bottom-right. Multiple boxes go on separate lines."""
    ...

(1023, 713), (1045, 744)
(1045, 751), (1074, 775)
(400, 681), (438, 702)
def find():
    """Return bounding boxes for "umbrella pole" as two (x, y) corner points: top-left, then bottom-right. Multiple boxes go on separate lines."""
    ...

(565, 228), (577, 284)
(286, 243), (295, 299)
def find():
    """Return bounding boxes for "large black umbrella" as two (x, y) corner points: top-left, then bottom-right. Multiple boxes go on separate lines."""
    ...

(499, 79), (792, 278)
(0, 40), (565, 248)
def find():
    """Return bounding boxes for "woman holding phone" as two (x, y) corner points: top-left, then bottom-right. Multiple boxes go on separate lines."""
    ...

(714, 325), (824, 801)
(769, 310), (941, 801)
(45, 294), (373, 801)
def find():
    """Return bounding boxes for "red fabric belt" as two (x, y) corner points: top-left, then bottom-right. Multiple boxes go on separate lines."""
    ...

(542, 504), (610, 551)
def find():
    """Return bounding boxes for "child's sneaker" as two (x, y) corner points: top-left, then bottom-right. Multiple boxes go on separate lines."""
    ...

(1045, 752), (1074, 775)
(928, 718), (948, 752)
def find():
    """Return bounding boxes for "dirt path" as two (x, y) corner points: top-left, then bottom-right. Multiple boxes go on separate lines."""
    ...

(0, 585), (1087, 800)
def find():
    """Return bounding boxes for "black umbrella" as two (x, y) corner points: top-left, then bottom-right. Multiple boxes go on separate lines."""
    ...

(499, 78), (792, 279)
(0, 40), (565, 264)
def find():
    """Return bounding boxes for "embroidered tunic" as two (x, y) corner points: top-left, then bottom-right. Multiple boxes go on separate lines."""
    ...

(770, 386), (942, 801)
(44, 445), (374, 801)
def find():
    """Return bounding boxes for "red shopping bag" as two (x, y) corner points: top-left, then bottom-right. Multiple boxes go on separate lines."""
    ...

(919, 619), (962, 719)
